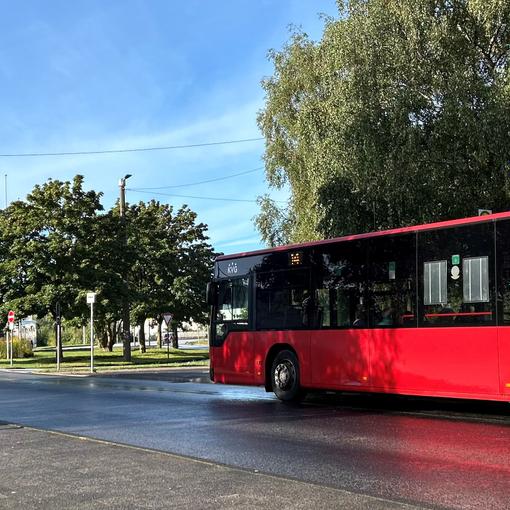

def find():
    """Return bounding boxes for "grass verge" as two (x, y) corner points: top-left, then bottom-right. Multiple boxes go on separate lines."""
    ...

(0, 347), (209, 373)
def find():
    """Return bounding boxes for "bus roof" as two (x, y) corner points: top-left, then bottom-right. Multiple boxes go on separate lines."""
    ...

(217, 210), (510, 262)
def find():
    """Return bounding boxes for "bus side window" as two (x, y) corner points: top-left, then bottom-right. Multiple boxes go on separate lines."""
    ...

(316, 288), (331, 327)
(337, 288), (364, 327)
(315, 241), (367, 328)
(368, 234), (416, 328)
(314, 286), (363, 328)
(419, 222), (495, 327)
(255, 269), (310, 330)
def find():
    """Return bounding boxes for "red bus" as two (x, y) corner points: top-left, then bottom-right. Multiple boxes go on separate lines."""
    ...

(207, 211), (510, 402)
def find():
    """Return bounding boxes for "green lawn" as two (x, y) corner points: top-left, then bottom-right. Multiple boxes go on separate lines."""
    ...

(0, 346), (209, 372)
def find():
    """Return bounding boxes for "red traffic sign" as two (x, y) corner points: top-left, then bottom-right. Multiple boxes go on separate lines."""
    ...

(7, 310), (15, 323)
(163, 313), (173, 326)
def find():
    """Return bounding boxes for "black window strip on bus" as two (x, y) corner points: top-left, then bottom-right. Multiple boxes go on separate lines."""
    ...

(415, 231), (419, 328)
(494, 221), (499, 325)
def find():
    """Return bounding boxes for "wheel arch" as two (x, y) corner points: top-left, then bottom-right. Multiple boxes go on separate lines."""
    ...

(264, 343), (297, 392)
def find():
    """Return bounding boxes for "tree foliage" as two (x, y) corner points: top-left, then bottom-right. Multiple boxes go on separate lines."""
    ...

(0, 176), (103, 321)
(257, 0), (510, 243)
(254, 195), (294, 247)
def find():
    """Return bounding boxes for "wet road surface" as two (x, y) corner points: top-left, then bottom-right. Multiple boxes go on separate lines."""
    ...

(0, 370), (509, 509)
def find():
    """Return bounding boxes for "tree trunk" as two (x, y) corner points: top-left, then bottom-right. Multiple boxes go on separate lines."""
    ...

(172, 324), (179, 349)
(101, 331), (108, 350)
(99, 326), (108, 349)
(115, 320), (122, 344)
(157, 318), (163, 349)
(139, 319), (146, 353)
(107, 322), (116, 352)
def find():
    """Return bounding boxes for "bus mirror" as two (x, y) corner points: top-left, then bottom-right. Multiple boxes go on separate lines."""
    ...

(206, 282), (217, 306)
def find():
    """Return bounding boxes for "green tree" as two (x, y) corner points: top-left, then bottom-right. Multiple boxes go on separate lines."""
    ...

(257, 0), (510, 243)
(0, 176), (103, 356)
(164, 208), (215, 348)
(127, 201), (214, 352)
(127, 200), (175, 352)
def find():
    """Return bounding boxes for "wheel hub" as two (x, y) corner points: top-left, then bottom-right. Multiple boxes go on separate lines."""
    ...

(275, 361), (294, 390)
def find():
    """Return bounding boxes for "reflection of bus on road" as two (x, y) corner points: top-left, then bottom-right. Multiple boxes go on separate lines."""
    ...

(207, 211), (510, 402)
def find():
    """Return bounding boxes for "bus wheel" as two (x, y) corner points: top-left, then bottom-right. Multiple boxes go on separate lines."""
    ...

(271, 350), (303, 402)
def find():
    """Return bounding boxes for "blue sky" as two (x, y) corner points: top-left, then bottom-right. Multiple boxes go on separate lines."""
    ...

(0, 0), (338, 253)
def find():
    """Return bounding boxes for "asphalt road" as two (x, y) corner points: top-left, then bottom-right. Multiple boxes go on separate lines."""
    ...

(1, 369), (509, 509)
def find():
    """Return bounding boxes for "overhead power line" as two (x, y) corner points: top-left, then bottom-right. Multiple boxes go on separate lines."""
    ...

(0, 137), (264, 158)
(131, 167), (264, 190)
(127, 188), (285, 204)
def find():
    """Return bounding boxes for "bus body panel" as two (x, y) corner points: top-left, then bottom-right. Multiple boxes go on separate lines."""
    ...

(497, 327), (510, 396)
(211, 326), (502, 400)
(310, 329), (371, 387)
(309, 327), (500, 396)
(210, 331), (254, 385)
(368, 327), (499, 396)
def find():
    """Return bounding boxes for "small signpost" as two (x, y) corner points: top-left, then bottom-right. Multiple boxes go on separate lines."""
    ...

(55, 302), (61, 371)
(7, 310), (14, 366)
(87, 293), (96, 373)
(163, 313), (173, 362)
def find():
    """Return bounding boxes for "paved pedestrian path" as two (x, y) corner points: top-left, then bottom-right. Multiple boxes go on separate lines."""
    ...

(0, 424), (419, 509)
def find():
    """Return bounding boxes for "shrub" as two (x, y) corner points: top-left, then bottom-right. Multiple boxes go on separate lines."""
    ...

(0, 337), (34, 358)
(36, 314), (86, 346)
(62, 326), (85, 345)
(36, 315), (56, 347)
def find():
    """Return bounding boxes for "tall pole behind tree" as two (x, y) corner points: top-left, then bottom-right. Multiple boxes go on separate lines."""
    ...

(119, 175), (132, 362)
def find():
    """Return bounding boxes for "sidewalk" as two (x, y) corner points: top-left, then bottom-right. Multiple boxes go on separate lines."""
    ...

(0, 424), (418, 509)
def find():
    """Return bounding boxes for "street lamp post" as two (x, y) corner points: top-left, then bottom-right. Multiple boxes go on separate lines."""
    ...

(119, 174), (132, 362)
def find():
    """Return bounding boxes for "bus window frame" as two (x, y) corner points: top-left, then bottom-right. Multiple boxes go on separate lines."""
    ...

(417, 222), (497, 328)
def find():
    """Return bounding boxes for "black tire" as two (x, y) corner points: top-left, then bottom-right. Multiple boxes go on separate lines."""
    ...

(271, 350), (304, 402)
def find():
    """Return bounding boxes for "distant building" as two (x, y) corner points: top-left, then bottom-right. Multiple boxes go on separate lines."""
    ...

(12, 316), (38, 346)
